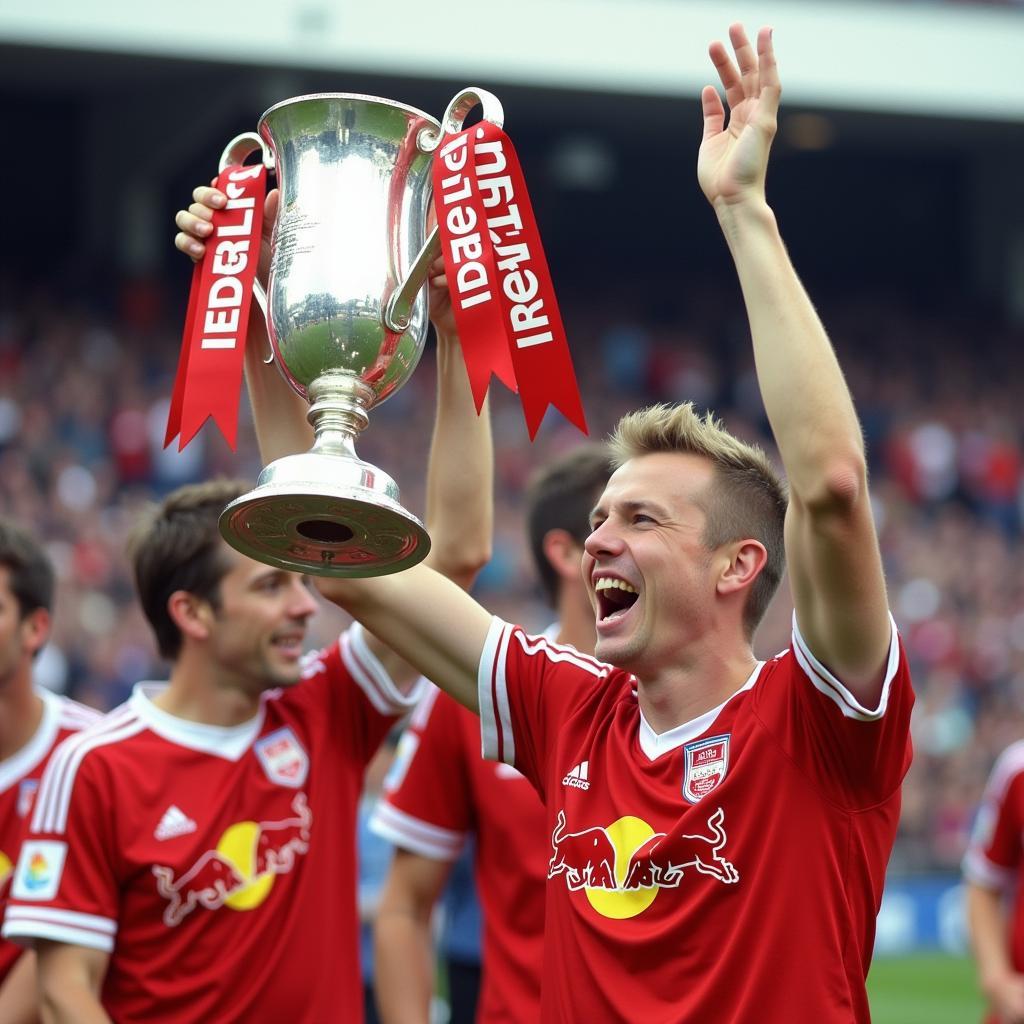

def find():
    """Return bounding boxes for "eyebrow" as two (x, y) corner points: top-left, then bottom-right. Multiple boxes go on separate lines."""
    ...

(589, 498), (671, 525)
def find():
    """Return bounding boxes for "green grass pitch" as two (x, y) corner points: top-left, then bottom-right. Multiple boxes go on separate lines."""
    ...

(868, 954), (984, 1023)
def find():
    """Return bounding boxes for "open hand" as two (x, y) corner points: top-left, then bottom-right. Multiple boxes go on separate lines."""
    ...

(697, 24), (780, 209)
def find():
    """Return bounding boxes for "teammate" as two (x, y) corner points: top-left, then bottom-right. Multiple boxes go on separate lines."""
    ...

(370, 446), (609, 1023)
(1, 184), (493, 1021)
(295, 25), (912, 1023)
(963, 741), (1024, 1024)
(0, 519), (99, 1024)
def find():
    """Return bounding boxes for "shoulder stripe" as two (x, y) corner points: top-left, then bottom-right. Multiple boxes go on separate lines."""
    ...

(512, 630), (610, 679)
(342, 625), (425, 715)
(981, 741), (1024, 806)
(409, 684), (440, 731)
(33, 709), (145, 835)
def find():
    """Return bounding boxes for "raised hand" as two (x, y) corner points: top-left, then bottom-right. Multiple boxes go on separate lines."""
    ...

(697, 24), (780, 209)
(174, 184), (279, 286)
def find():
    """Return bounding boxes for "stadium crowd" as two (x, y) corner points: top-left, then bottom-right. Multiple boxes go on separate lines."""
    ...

(0, 271), (1021, 877)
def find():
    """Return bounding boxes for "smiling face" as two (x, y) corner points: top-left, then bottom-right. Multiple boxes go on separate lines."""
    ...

(201, 546), (319, 694)
(583, 452), (720, 674)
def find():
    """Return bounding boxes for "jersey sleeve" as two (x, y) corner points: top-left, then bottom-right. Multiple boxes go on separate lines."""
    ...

(477, 617), (608, 798)
(962, 744), (1024, 892)
(2, 744), (119, 953)
(368, 687), (473, 861)
(298, 624), (428, 767)
(752, 612), (914, 810)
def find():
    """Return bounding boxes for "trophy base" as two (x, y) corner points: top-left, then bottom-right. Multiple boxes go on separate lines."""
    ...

(219, 479), (430, 578)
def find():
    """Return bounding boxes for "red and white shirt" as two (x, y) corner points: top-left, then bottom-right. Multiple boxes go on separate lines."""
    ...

(371, 681), (549, 1023)
(0, 688), (99, 984)
(479, 614), (913, 1024)
(3, 626), (423, 1023)
(963, 738), (1024, 1024)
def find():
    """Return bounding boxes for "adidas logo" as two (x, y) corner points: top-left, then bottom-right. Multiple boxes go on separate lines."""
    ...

(154, 805), (198, 841)
(562, 760), (591, 791)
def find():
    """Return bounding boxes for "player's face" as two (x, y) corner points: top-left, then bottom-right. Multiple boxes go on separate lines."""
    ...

(583, 453), (719, 675)
(0, 568), (46, 690)
(204, 548), (319, 691)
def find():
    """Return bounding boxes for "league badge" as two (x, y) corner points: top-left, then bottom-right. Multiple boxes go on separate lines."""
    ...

(682, 735), (730, 804)
(255, 727), (309, 789)
(17, 778), (39, 818)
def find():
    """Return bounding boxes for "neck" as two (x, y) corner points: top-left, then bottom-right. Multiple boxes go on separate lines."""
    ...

(554, 585), (597, 658)
(636, 638), (758, 735)
(152, 650), (261, 728)
(0, 674), (45, 762)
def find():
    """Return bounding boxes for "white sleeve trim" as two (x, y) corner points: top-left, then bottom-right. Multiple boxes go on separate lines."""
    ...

(342, 623), (428, 714)
(478, 617), (514, 765)
(368, 801), (466, 862)
(3, 906), (116, 952)
(791, 612), (900, 721)
(962, 848), (1016, 891)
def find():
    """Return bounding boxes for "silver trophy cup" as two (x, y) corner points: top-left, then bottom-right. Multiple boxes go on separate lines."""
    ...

(217, 88), (503, 577)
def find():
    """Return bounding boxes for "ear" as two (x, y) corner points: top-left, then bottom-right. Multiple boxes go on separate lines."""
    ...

(716, 540), (768, 598)
(542, 529), (584, 587)
(166, 591), (215, 645)
(20, 607), (51, 658)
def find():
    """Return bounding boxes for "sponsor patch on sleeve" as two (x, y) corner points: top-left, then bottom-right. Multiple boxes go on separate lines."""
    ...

(11, 840), (68, 901)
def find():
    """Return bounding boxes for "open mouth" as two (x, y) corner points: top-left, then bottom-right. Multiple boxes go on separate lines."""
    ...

(594, 577), (639, 624)
(272, 635), (305, 658)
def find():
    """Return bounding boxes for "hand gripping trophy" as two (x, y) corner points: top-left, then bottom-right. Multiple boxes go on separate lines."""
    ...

(215, 89), (502, 577)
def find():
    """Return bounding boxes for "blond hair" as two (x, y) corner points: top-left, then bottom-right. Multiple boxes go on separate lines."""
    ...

(610, 403), (787, 637)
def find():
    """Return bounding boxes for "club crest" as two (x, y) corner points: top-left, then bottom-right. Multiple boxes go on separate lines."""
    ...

(255, 727), (309, 789)
(682, 734), (730, 804)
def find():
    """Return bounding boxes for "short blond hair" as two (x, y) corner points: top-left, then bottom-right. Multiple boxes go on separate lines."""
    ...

(610, 403), (787, 638)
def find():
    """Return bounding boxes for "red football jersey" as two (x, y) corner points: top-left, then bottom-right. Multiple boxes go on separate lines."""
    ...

(478, 614), (913, 1024)
(2, 626), (422, 1023)
(963, 740), (1024, 1024)
(371, 683), (548, 1023)
(0, 688), (99, 983)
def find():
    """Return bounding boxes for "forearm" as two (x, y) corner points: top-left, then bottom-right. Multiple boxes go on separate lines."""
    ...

(423, 332), (493, 588)
(0, 951), (39, 1024)
(967, 882), (1017, 995)
(374, 910), (436, 1024)
(318, 565), (490, 711)
(716, 200), (866, 501)
(243, 314), (315, 466)
(41, 982), (111, 1024)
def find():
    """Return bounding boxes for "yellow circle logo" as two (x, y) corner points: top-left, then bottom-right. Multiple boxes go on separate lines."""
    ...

(217, 822), (275, 911)
(0, 850), (12, 890)
(584, 817), (660, 920)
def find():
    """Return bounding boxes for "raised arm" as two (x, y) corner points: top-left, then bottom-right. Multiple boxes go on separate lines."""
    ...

(699, 25), (890, 703)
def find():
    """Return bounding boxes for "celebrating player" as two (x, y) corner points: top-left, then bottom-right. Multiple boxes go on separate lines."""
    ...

(964, 742), (1024, 1024)
(1, 184), (493, 1022)
(296, 25), (912, 1023)
(0, 520), (99, 1024)
(370, 445), (609, 1023)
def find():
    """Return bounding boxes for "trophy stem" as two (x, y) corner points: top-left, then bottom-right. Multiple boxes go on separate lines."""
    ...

(306, 371), (373, 458)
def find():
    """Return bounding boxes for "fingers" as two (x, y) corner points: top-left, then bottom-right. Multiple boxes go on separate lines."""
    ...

(708, 40), (744, 114)
(756, 26), (782, 99)
(728, 23), (759, 101)
(700, 85), (726, 142)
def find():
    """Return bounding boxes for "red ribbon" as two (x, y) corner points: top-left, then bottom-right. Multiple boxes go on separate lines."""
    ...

(432, 123), (587, 440)
(165, 164), (267, 451)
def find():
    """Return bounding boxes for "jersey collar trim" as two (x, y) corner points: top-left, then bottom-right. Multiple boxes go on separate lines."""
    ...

(129, 683), (264, 760)
(0, 687), (62, 793)
(637, 662), (763, 762)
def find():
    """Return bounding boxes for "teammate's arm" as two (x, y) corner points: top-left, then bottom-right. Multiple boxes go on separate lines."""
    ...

(34, 940), (111, 1024)
(966, 881), (1024, 1024)
(373, 849), (452, 1024)
(0, 950), (39, 1024)
(699, 25), (890, 703)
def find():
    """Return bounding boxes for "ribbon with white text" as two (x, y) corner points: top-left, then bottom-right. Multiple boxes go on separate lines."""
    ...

(165, 163), (266, 451)
(433, 122), (587, 440)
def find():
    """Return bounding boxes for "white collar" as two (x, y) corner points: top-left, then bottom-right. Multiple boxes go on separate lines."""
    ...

(129, 682), (265, 761)
(637, 662), (763, 762)
(0, 687), (63, 793)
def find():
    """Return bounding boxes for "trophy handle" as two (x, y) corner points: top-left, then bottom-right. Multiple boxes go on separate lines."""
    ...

(218, 132), (274, 356)
(384, 88), (505, 333)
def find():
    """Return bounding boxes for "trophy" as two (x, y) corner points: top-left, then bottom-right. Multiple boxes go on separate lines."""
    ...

(217, 88), (503, 577)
